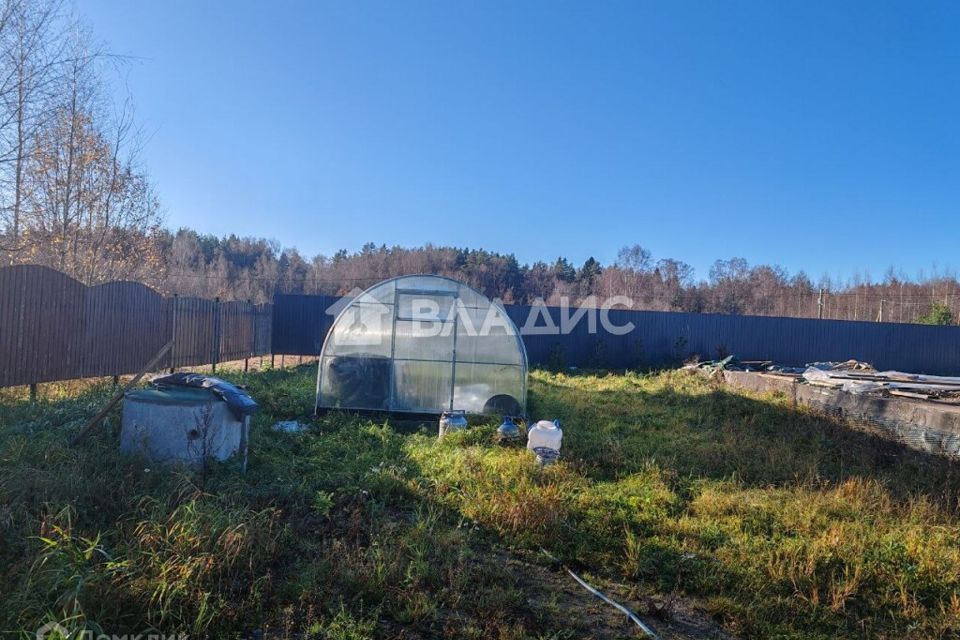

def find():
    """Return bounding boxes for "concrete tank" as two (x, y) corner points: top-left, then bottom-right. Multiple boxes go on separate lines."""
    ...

(120, 387), (249, 466)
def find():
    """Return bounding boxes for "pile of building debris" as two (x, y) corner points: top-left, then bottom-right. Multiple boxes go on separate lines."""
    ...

(800, 366), (960, 401)
(690, 357), (960, 402)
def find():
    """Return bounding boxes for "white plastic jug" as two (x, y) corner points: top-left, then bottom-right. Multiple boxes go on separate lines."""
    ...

(527, 419), (562, 464)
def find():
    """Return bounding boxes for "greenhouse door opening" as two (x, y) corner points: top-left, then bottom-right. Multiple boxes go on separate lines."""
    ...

(316, 275), (528, 415)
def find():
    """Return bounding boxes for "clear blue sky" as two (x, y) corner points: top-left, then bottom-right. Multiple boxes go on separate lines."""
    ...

(82, 0), (959, 282)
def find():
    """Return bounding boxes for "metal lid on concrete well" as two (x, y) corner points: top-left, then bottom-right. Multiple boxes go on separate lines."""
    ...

(125, 387), (218, 406)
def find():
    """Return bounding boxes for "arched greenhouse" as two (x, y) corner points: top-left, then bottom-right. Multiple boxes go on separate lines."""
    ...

(316, 275), (527, 415)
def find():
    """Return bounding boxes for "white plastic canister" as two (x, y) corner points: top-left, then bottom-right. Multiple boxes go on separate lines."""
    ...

(527, 419), (562, 464)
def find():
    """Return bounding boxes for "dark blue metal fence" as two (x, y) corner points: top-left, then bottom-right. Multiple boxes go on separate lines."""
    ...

(273, 294), (960, 375)
(271, 294), (340, 356)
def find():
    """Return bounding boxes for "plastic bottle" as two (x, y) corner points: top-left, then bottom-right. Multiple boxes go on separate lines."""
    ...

(439, 410), (467, 437)
(497, 415), (521, 443)
(527, 419), (562, 465)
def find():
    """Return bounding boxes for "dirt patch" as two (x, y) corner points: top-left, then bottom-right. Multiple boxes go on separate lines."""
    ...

(507, 554), (736, 640)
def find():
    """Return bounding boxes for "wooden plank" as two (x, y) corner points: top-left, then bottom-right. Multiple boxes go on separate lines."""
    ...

(889, 389), (934, 400)
(69, 339), (174, 446)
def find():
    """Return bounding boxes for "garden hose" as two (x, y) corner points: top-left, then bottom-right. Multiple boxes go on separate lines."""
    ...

(539, 547), (659, 639)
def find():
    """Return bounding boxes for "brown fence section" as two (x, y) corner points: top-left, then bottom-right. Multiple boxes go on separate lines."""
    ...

(0, 266), (85, 387)
(82, 281), (171, 378)
(169, 296), (215, 369)
(219, 300), (273, 363)
(0, 265), (273, 388)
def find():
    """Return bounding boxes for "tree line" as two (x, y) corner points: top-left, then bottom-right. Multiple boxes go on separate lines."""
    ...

(0, 1), (955, 325)
(146, 231), (960, 326)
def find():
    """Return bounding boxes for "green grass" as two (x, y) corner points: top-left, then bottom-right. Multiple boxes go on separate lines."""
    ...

(2, 366), (960, 638)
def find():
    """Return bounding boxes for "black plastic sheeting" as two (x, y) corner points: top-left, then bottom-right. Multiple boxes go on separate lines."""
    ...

(151, 373), (259, 420)
(325, 355), (391, 409)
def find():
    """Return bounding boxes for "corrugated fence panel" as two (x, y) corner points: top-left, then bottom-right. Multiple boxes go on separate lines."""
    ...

(276, 298), (960, 376)
(272, 294), (340, 356)
(0, 265), (85, 386)
(219, 300), (266, 362)
(628, 311), (960, 374)
(82, 281), (170, 378)
(171, 297), (216, 369)
(253, 303), (273, 355)
(0, 266), (276, 387)
(279, 292), (960, 376)
(219, 301), (245, 362)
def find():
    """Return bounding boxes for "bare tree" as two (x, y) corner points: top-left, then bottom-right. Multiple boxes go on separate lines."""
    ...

(0, 0), (65, 253)
(14, 22), (162, 284)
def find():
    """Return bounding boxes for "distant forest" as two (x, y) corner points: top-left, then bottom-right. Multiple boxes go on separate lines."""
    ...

(9, 224), (959, 326)
(151, 232), (960, 325)
(0, 0), (956, 325)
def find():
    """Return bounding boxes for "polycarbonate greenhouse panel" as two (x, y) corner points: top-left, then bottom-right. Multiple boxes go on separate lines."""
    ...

(316, 274), (528, 415)
(454, 306), (524, 365)
(396, 292), (456, 320)
(392, 359), (455, 412)
(452, 363), (525, 413)
(359, 280), (396, 304)
(323, 304), (394, 358)
(452, 285), (489, 309)
(393, 320), (455, 360)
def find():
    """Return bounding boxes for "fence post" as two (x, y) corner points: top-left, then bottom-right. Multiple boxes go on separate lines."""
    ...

(245, 299), (252, 373)
(170, 293), (179, 373)
(212, 297), (221, 374)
